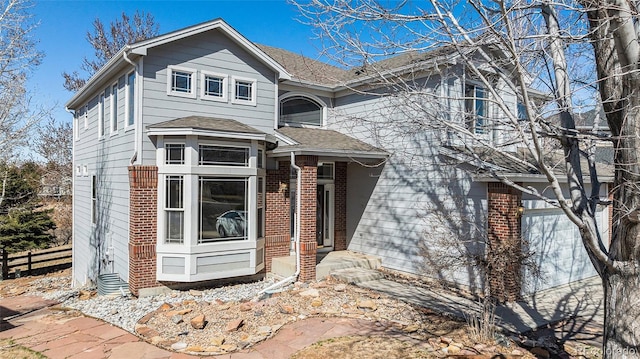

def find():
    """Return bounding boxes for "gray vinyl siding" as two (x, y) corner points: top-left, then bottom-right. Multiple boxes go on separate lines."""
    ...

(140, 29), (277, 165)
(72, 69), (135, 287)
(331, 88), (487, 291)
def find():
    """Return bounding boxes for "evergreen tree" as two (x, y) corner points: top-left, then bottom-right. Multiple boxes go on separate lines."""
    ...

(0, 162), (56, 253)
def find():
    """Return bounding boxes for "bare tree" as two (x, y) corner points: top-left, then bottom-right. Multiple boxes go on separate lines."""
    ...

(292, 0), (640, 356)
(62, 10), (159, 91)
(35, 118), (72, 245)
(0, 0), (48, 208)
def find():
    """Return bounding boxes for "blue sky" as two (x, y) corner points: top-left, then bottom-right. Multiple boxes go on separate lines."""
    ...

(30, 0), (319, 124)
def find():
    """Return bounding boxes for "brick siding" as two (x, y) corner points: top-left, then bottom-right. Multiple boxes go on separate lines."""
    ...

(334, 162), (347, 251)
(265, 163), (291, 273)
(487, 182), (522, 302)
(128, 166), (159, 296)
(296, 155), (318, 281)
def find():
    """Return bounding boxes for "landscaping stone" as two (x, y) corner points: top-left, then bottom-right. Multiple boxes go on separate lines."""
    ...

(299, 288), (320, 297)
(171, 342), (187, 350)
(190, 313), (206, 329)
(225, 318), (244, 332)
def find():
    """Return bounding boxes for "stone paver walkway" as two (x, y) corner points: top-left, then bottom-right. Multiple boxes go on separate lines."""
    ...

(0, 296), (421, 359)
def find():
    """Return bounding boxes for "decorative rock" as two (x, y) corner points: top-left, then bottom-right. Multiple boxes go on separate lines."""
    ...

(171, 342), (188, 350)
(446, 345), (461, 354)
(311, 298), (323, 307)
(182, 300), (196, 306)
(220, 344), (237, 352)
(511, 349), (524, 356)
(240, 333), (250, 341)
(356, 299), (377, 311)
(110, 308), (119, 315)
(137, 312), (154, 325)
(186, 346), (204, 352)
(171, 314), (183, 324)
(279, 305), (295, 314)
(190, 314), (206, 330)
(460, 349), (477, 355)
(211, 336), (226, 346)
(189, 289), (203, 296)
(334, 284), (347, 292)
(299, 288), (320, 297)
(238, 341), (251, 349)
(403, 324), (420, 333)
(218, 304), (232, 310)
(256, 326), (272, 336)
(136, 325), (160, 338)
(239, 302), (253, 312)
(166, 308), (192, 317)
(225, 318), (244, 332)
(159, 302), (173, 311)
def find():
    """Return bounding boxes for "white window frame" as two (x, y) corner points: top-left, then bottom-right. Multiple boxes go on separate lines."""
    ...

(98, 94), (105, 139)
(277, 92), (328, 128)
(231, 76), (257, 106)
(155, 136), (265, 282)
(82, 165), (88, 177)
(76, 165), (81, 176)
(198, 143), (250, 167)
(84, 104), (88, 130)
(167, 65), (197, 99)
(164, 175), (185, 244)
(74, 111), (80, 142)
(201, 71), (228, 102)
(110, 82), (118, 135)
(165, 143), (186, 165)
(464, 83), (489, 135)
(91, 175), (97, 225)
(125, 71), (136, 130)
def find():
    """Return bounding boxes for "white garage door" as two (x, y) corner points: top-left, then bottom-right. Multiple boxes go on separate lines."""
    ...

(521, 207), (605, 293)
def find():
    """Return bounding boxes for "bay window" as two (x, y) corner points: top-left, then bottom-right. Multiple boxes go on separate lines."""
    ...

(156, 136), (265, 281)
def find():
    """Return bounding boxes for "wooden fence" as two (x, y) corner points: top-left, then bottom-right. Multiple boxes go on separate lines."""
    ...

(1, 244), (72, 279)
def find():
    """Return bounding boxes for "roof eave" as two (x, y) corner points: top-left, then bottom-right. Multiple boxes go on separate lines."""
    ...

(146, 127), (268, 141)
(269, 148), (389, 159)
(472, 173), (614, 183)
(65, 47), (132, 109)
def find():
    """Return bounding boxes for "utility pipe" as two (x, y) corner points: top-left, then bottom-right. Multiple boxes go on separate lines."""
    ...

(258, 152), (301, 295)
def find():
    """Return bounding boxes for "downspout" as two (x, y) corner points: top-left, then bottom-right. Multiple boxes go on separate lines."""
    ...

(122, 47), (138, 165)
(258, 151), (301, 294)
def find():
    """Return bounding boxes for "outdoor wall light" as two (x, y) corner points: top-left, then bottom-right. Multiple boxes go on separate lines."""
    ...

(516, 206), (525, 216)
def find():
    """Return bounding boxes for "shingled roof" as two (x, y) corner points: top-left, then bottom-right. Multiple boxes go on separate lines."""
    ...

(272, 127), (388, 159)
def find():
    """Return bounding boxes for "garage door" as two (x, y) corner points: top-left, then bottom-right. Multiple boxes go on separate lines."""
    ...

(521, 207), (605, 293)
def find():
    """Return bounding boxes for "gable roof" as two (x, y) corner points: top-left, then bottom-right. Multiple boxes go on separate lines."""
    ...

(272, 126), (388, 159)
(66, 18), (291, 109)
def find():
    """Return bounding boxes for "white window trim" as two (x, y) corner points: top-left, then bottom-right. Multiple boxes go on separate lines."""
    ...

(231, 76), (257, 106)
(84, 104), (88, 130)
(277, 92), (328, 128)
(125, 71), (136, 131)
(164, 142), (186, 165)
(98, 94), (105, 139)
(110, 82), (118, 136)
(200, 71), (228, 102)
(82, 165), (88, 177)
(167, 65), (197, 99)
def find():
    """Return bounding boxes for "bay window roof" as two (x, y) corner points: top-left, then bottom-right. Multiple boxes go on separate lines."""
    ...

(147, 116), (274, 143)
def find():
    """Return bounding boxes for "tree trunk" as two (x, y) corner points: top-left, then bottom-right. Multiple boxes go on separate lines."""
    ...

(603, 269), (640, 358)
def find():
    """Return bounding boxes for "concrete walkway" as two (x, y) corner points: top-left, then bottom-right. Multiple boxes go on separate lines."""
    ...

(359, 275), (603, 334)
(0, 296), (424, 359)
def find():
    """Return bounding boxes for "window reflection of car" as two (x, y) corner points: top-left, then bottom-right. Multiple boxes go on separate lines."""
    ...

(216, 210), (246, 237)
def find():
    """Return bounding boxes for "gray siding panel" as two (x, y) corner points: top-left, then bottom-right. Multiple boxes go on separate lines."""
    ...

(333, 90), (487, 290)
(140, 29), (277, 166)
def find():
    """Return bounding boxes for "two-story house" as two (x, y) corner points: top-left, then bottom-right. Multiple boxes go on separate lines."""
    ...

(67, 18), (610, 300)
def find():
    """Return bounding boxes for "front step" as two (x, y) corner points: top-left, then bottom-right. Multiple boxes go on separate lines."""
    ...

(330, 267), (384, 284)
(270, 250), (382, 281)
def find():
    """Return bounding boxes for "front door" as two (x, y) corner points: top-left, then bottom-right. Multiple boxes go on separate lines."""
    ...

(316, 183), (334, 249)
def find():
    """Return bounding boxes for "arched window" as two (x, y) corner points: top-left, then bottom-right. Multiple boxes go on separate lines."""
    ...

(280, 96), (323, 126)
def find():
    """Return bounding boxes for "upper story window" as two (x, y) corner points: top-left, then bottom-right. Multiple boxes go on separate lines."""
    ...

(98, 93), (105, 138)
(517, 102), (528, 121)
(167, 66), (196, 98)
(199, 145), (249, 166)
(280, 96), (323, 127)
(465, 84), (487, 135)
(201, 71), (228, 102)
(84, 104), (89, 129)
(126, 71), (135, 127)
(165, 144), (185, 165)
(232, 76), (257, 106)
(110, 83), (118, 134)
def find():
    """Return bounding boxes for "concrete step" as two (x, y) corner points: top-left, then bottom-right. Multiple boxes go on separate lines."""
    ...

(330, 267), (385, 285)
(270, 250), (382, 281)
